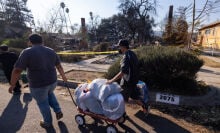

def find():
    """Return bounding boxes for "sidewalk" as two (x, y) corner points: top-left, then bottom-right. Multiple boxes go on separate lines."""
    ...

(61, 55), (110, 73)
(202, 48), (220, 57)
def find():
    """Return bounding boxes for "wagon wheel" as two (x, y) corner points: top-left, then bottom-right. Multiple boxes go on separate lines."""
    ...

(118, 113), (127, 124)
(75, 114), (85, 126)
(106, 124), (118, 133)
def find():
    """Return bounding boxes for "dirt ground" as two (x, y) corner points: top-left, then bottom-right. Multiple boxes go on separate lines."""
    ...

(152, 104), (220, 132)
(62, 70), (105, 82)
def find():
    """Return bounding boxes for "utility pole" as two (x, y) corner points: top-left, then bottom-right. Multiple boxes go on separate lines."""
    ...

(188, 0), (196, 50)
(81, 18), (88, 49)
(166, 5), (173, 45)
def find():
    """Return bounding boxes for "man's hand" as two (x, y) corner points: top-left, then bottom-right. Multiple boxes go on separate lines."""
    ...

(106, 71), (123, 84)
(62, 76), (68, 82)
(106, 80), (113, 84)
(9, 68), (22, 94)
(56, 64), (68, 82)
(8, 85), (15, 94)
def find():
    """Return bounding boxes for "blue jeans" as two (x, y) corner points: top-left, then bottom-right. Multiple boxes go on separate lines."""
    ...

(30, 82), (61, 124)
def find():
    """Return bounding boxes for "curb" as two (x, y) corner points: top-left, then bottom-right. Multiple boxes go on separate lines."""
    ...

(202, 51), (220, 57)
(57, 79), (80, 88)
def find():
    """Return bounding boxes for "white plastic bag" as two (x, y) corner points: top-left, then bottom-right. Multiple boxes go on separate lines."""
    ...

(98, 82), (121, 102)
(74, 83), (88, 108)
(74, 83), (103, 114)
(102, 93), (125, 120)
(88, 78), (107, 99)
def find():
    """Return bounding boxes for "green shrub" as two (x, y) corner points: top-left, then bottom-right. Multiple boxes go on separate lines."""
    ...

(58, 54), (82, 63)
(190, 48), (202, 55)
(105, 46), (204, 95)
(104, 58), (121, 81)
(8, 47), (23, 55)
(93, 42), (110, 52)
(2, 38), (27, 49)
(137, 46), (204, 94)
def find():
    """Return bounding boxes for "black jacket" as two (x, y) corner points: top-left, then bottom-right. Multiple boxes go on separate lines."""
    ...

(0, 52), (18, 75)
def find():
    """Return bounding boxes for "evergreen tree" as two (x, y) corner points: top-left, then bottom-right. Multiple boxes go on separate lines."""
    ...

(163, 6), (188, 45)
(175, 18), (188, 44)
(4, 0), (34, 28)
(0, 0), (34, 38)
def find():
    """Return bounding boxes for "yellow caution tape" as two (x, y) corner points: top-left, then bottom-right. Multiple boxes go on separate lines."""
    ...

(57, 51), (118, 55)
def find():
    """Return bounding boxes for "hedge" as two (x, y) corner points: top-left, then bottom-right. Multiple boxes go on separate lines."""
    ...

(2, 38), (27, 49)
(105, 46), (205, 95)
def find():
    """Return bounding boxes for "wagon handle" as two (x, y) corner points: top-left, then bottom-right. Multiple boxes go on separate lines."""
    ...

(64, 82), (77, 106)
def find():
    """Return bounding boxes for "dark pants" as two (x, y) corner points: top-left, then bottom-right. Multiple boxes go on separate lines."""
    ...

(121, 85), (140, 102)
(4, 71), (21, 92)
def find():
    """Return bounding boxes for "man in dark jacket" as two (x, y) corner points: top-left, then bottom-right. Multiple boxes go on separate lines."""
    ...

(107, 39), (149, 114)
(0, 45), (21, 94)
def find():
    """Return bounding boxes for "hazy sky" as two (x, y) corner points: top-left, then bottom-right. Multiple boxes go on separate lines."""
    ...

(27, 0), (220, 30)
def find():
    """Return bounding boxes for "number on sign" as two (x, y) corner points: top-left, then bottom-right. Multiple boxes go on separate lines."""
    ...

(171, 97), (174, 102)
(156, 93), (180, 105)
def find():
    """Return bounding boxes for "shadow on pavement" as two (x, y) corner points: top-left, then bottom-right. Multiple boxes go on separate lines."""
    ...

(0, 93), (32, 132)
(44, 126), (56, 133)
(77, 116), (145, 133)
(77, 117), (123, 133)
(121, 116), (148, 133)
(78, 123), (106, 133)
(118, 117), (144, 132)
(58, 121), (69, 133)
(200, 68), (220, 75)
(134, 111), (190, 133)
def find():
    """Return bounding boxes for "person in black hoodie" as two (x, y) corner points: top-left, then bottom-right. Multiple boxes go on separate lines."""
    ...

(107, 39), (149, 115)
(0, 44), (21, 95)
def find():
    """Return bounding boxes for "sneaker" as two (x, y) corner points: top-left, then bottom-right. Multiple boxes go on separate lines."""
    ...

(142, 104), (150, 116)
(56, 112), (63, 120)
(40, 120), (52, 128)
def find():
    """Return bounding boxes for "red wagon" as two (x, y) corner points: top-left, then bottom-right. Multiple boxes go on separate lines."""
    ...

(66, 85), (127, 133)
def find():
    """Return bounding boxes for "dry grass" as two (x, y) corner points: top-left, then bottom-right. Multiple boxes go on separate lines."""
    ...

(62, 70), (105, 82)
(199, 55), (220, 68)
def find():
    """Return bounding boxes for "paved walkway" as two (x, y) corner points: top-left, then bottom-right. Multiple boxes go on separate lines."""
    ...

(202, 48), (220, 57)
(61, 55), (110, 73)
(197, 56), (220, 105)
